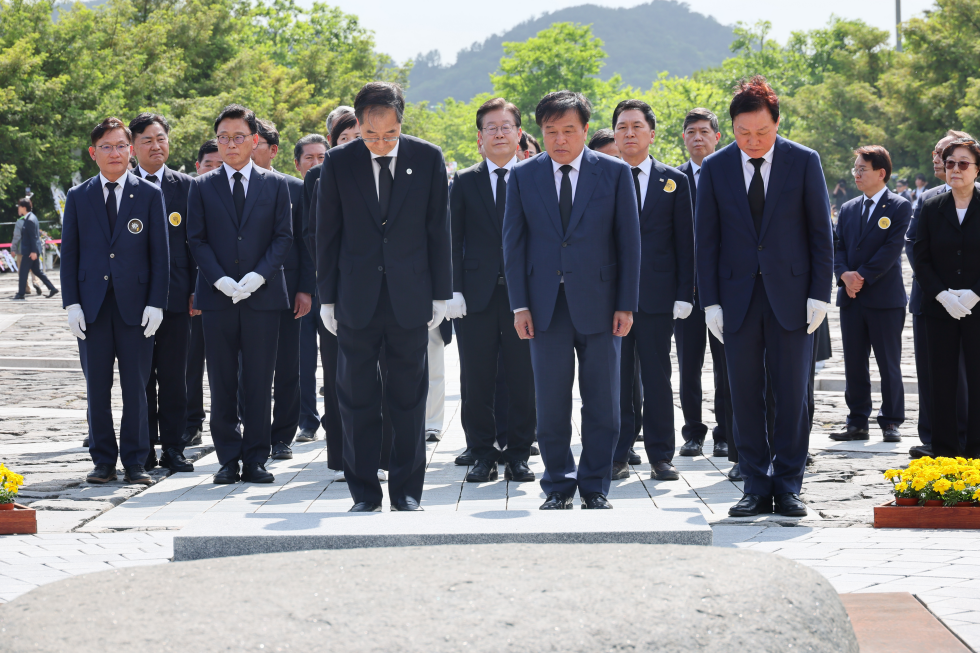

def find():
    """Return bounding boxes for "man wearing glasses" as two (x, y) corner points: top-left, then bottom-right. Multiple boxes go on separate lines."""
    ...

(60, 117), (169, 486)
(316, 82), (452, 512)
(187, 104), (293, 484)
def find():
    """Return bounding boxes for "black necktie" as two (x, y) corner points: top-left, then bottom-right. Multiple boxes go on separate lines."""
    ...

(105, 182), (118, 234)
(559, 164), (573, 233)
(146, 174), (158, 184)
(232, 171), (245, 220)
(377, 156), (393, 222)
(631, 167), (643, 214)
(860, 198), (874, 234)
(748, 158), (766, 234)
(494, 168), (507, 227)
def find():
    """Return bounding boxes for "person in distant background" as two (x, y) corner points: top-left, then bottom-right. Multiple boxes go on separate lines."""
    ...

(895, 178), (912, 202)
(913, 172), (928, 205)
(11, 198), (55, 299)
(833, 178), (849, 212)
(12, 197), (58, 301)
(523, 132), (541, 157)
(588, 128), (620, 158)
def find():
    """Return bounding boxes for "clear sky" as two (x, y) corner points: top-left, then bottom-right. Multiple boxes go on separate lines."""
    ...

(325, 0), (936, 65)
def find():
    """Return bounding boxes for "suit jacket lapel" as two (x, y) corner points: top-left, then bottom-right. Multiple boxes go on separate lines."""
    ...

(161, 165), (178, 214)
(565, 149), (600, 237)
(110, 172), (139, 245)
(212, 168), (240, 228)
(960, 188), (980, 228)
(723, 144), (756, 236)
(858, 192), (889, 244)
(759, 138), (793, 241)
(386, 138), (413, 227)
(536, 154), (564, 237)
(681, 161), (697, 211)
(641, 157), (667, 220)
(85, 178), (111, 242)
(943, 194), (963, 231)
(476, 160), (501, 234)
(239, 166), (263, 230)
(352, 141), (383, 230)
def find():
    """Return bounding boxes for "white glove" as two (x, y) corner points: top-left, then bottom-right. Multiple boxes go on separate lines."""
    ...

(233, 271), (265, 303)
(320, 304), (338, 336)
(428, 300), (448, 330)
(672, 301), (693, 320)
(806, 298), (832, 334)
(141, 306), (164, 338)
(704, 304), (724, 344)
(949, 288), (980, 311)
(937, 290), (972, 320)
(67, 303), (87, 340)
(214, 276), (243, 298)
(446, 292), (467, 320)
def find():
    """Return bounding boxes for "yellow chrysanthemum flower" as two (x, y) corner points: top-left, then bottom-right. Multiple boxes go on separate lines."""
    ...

(934, 478), (953, 494)
(884, 470), (900, 480)
(954, 480), (967, 492)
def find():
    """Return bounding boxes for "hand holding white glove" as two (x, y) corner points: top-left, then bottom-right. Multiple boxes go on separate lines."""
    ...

(445, 292), (467, 320)
(214, 276), (243, 298)
(428, 300), (448, 330)
(233, 271), (265, 303)
(67, 304), (87, 340)
(320, 304), (338, 336)
(672, 301), (693, 320)
(141, 306), (164, 338)
(806, 298), (832, 334)
(704, 304), (724, 344)
(937, 290), (972, 320)
(949, 288), (980, 311)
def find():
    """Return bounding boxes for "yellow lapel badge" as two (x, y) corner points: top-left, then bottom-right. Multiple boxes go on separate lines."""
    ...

(128, 219), (143, 234)
(878, 216), (891, 229)
(664, 179), (676, 193)
(169, 212), (182, 227)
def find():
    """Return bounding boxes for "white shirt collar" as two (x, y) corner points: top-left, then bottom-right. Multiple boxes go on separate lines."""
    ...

(487, 155), (518, 174)
(99, 172), (126, 188)
(690, 160), (701, 175)
(138, 165), (164, 181)
(223, 160), (253, 182)
(739, 144), (775, 167)
(552, 148), (586, 175)
(863, 186), (888, 205)
(369, 140), (400, 160)
(632, 156), (653, 176)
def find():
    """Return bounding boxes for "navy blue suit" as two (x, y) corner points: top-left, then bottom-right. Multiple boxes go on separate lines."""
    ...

(187, 163), (293, 467)
(835, 189), (911, 431)
(61, 172), (170, 467)
(696, 137), (834, 496)
(503, 147), (641, 498)
(16, 214), (56, 296)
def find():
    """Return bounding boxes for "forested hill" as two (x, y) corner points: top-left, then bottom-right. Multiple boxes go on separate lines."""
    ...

(407, 1), (734, 104)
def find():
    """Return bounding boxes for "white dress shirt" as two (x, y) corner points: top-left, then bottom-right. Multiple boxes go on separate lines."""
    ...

(137, 165), (163, 184)
(99, 173), (125, 212)
(370, 140), (400, 198)
(552, 148), (585, 202)
(630, 156), (653, 211)
(739, 144), (775, 195)
(487, 155), (518, 200)
(860, 186), (888, 221)
(957, 207), (967, 224)
(690, 160), (701, 188)
(223, 160), (253, 197)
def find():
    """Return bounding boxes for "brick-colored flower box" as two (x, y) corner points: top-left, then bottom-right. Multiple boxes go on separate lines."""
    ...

(0, 503), (37, 535)
(874, 500), (980, 529)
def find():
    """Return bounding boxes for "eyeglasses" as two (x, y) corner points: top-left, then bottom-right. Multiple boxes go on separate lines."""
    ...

(945, 160), (978, 171)
(217, 135), (250, 145)
(96, 144), (130, 154)
(851, 167), (871, 176)
(361, 137), (399, 144)
(482, 124), (516, 136)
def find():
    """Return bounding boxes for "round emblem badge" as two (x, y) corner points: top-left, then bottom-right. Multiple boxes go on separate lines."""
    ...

(878, 216), (891, 229)
(128, 219), (143, 234)
(169, 212), (182, 227)
(664, 179), (676, 193)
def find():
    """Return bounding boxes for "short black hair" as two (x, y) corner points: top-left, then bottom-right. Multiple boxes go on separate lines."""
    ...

(294, 134), (329, 162)
(197, 138), (218, 163)
(476, 97), (522, 131)
(17, 197), (32, 211)
(730, 75), (779, 123)
(535, 91), (591, 128)
(255, 118), (280, 146)
(519, 132), (528, 152)
(588, 128), (616, 151)
(896, 178), (909, 186)
(683, 108), (720, 134)
(354, 82), (405, 124)
(612, 99), (656, 131)
(524, 132), (541, 155)
(330, 112), (359, 149)
(915, 172), (927, 182)
(91, 117), (131, 145)
(854, 145), (893, 183)
(213, 104), (257, 134)
(129, 113), (170, 137)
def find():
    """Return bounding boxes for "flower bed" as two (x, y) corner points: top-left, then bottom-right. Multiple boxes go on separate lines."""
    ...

(875, 457), (980, 529)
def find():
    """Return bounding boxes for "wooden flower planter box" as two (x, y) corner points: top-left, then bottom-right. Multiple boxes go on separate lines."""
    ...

(874, 500), (980, 529)
(0, 503), (37, 535)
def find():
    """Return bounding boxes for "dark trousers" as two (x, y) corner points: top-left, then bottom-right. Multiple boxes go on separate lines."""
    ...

(615, 312), (673, 464)
(271, 308), (302, 445)
(336, 280), (428, 505)
(81, 289), (154, 467)
(674, 301), (709, 442)
(298, 299), (321, 431)
(317, 316), (344, 470)
(724, 278), (811, 496)
(913, 313), (968, 446)
(458, 327), (510, 450)
(146, 310), (190, 451)
(840, 303), (905, 430)
(709, 331), (734, 459)
(456, 284), (535, 464)
(185, 314), (206, 432)
(925, 315), (980, 457)
(17, 256), (55, 295)
(203, 303), (279, 466)
(530, 290), (621, 498)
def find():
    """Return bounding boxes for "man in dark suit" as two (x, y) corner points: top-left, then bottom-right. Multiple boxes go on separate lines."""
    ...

(61, 117), (169, 486)
(187, 104), (293, 485)
(13, 197), (58, 300)
(316, 83), (451, 511)
(129, 113), (196, 474)
(610, 99), (694, 482)
(832, 145), (911, 444)
(251, 119), (315, 461)
(504, 90), (641, 509)
(448, 97), (536, 484)
(696, 77), (834, 517)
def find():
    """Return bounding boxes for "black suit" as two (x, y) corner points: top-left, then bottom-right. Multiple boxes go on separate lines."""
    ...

(316, 137), (452, 505)
(912, 188), (980, 456)
(450, 159), (535, 465)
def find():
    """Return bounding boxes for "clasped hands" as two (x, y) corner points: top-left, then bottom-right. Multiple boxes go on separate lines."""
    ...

(841, 271), (864, 299)
(937, 289), (979, 320)
(214, 272), (265, 304)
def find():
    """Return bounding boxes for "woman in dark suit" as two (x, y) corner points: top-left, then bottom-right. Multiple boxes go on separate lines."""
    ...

(913, 138), (980, 457)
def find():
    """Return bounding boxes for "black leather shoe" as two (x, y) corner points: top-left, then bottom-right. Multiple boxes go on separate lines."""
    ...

(214, 461), (241, 484)
(294, 428), (317, 443)
(909, 444), (933, 459)
(425, 429), (442, 442)
(634, 432), (644, 442)
(611, 461), (630, 480)
(651, 461), (679, 481)
(529, 444), (540, 456)
(182, 427), (203, 447)
(504, 460), (535, 482)
(455, 448), (476, 466)
(728, 493), (773, 516)
(271, 443), (293, 460)
(882, 424), (902, 442)
(539, 492), (574, 510)
(160, 448), (194, 472)
(628, 448), (642, 465)
(349, 502), (382, 512)
(391, 497), (423, 511)
(82, 437), (90, 448)
(242, 462), (274, 483)
(10, 294), (25, 300)
(466, 459), (498, 483)
(47, 288), (59, 299)
(123, 465), (153, 486)
(86, 463), (117, 484)
(774, 492), (807, 517)
(712, 440), (729, 457)
(679, 439), (703, 456)
(145, 448), (158, 470)
(581, 492), (613, 509)
(830, 425), (870, 441)
(728, 463), (742, 481)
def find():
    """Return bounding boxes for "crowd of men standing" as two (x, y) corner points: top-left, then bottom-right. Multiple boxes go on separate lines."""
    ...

(56, 73), (980, 516)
